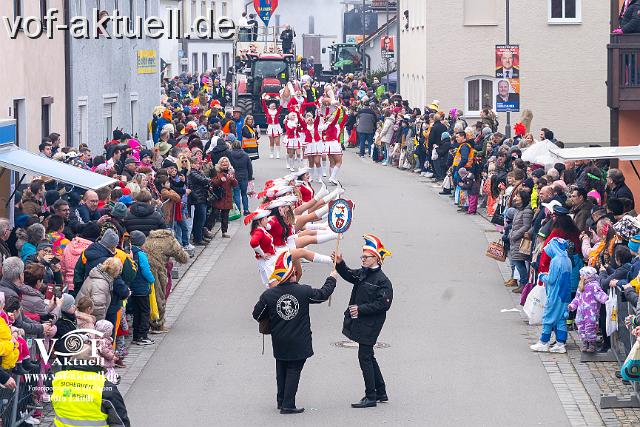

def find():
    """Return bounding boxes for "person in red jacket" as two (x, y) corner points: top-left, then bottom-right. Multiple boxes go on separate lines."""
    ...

(262, 94), (283, 159)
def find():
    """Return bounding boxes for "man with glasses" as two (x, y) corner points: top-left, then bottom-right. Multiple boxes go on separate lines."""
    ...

(74, 190), (105, 225)
(52, 199), (76, 239)
(332, 234), (393, 409)
(568, 187), (593, 233)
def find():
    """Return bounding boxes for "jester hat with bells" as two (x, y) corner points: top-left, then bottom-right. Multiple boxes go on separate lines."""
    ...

(362, 234), (391, 264)
(269, 250), (296, 285)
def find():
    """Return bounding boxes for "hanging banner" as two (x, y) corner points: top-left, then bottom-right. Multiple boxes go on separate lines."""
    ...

(495, 44), (520, 112)
(253, 0), (279, 27)
(495, 78), (520, 113)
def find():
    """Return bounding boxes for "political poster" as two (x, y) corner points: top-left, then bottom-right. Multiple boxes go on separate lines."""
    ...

(495, 78), (520, 113)
(495, 44), (519, 79)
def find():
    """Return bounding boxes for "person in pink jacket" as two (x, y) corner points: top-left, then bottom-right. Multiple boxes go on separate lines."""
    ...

(60, 223), (101, 292)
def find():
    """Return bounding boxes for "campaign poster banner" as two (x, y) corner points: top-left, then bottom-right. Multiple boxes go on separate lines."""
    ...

(495, 44), (519, 79)
(495, 78), (520, 113)
(137, 50), (157, 74)
(380, 35), (394, 52)
(254, 0), (279, 27)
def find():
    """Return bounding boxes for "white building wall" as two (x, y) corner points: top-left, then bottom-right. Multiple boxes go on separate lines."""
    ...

(159, 0), (182, 78)
(400, 0), (609, 146)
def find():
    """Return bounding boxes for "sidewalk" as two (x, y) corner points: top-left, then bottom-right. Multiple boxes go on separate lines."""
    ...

(41, 220), (241, 426)
(415, 168), (640, 427)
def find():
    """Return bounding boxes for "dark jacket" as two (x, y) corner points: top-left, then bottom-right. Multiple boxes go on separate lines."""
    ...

(607, 183), (635, 207)
(436, 137), (452, 157)
(622, 0), (640, 34)
(571, 200), (594, 233)
(336, 261), (393, 346)
(53, 311), (77, 365)
(509, 205), (534, 261)
(228, 148), (253, 181)
(209, 140), (231, 166)
(75, 205), (103, 224)
(356, 108), (378, 134)
(252, 277), (336, 361)
(187, 169), (210, 205)
(123, 202), (166, 236)
(428, 121), (447, 152)
(0, 278), (45, 338)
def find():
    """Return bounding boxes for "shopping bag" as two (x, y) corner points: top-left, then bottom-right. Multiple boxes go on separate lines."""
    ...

(485, 240), (506, 262)
(621, 340), (640, 382)
(518, 238), (532, 257)
(229, 204), (242, 221)
(149, 284), (160, 322)
(523, 284), (547, 326)
(605, 288), (618, 336)
(520, 282), (535, 306)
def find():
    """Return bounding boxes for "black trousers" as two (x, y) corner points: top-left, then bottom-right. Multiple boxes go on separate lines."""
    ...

(275, 359), (306, 409)
(130, 295), (150, 340)
(212, 208), (230, 233)
(358, 344), (386, 399)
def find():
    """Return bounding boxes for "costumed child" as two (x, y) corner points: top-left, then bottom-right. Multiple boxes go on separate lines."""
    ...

(95, 320), (119, 384)
(567, 266), (608, 353)
(530, 238), (573, 354)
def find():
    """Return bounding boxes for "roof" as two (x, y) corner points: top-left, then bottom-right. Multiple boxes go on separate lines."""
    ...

(550, 145), (640, 161)
(0, 144), (116, 190)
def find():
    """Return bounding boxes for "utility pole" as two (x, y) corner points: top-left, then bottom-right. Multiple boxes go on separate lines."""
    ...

(362, 0), (366, 74)
(505, 0), (511, 137)
(385, 0), (390, 90)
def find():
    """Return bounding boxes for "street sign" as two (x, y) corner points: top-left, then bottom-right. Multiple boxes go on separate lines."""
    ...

(180, 58), (188, 65)
(328, 198), (354, 234)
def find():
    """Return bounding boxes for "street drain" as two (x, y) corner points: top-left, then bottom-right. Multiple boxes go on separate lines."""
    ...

(332, 341), (390, 349)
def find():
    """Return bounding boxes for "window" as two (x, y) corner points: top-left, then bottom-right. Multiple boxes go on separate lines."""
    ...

(130, 94), (139, 137)
(78, 97), (88, 147)
(192, 53), (199, 73)
(191, 0), (196, 21)
(103, 102), (114, 142)
(548, 0), (581, 24)
(463, 0), (497, 26)
(465, 76), (493, 115)
(13, 0), (23, 19)
(202, 53), (208, 71)
(213, 54), (218, 73)
(41, 97), (53, 139)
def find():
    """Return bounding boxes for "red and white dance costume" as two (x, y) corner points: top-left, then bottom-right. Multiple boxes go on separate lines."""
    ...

(298, 180), (315, 203)
(268, 216), (296, 251)
(262, 99), (283, 159)
(250, 226), (277, 287)
(283, 114), (301, 171)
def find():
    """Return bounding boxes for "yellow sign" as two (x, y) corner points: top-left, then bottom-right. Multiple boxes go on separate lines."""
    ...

(137, 50), (157, 74)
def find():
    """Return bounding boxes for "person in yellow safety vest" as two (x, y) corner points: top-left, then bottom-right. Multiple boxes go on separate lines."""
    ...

(452, 131), (475, 173)
(241, 115), (259, 160)
(52, 350), (130, 426)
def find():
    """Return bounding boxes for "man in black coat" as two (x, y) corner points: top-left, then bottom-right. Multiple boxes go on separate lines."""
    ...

(252, 250), (337, 414)
(332, 234), (393, 408)
(280, 25), (295, 54)
(428, 114), (447, 175)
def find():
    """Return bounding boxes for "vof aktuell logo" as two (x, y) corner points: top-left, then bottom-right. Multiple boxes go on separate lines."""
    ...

(33, 328), (106, 367)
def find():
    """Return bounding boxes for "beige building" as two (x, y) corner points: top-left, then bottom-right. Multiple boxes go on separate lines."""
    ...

(0, 0), (67, 153)
(399, 0), (609, 145)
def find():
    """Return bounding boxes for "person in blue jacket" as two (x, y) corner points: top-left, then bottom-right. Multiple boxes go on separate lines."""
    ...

(128, 231), (155, 346)
(531, 237), (572, 354)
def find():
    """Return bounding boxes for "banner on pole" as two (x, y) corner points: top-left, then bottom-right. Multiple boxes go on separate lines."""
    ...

(495, 45), (520, 113)
(253, 0), (279, 27)
(328, 199), (354, 234)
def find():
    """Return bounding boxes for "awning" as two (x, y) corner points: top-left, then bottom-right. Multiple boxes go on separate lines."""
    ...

(0, 144), (116, 190)
(550, 145), (640, 161)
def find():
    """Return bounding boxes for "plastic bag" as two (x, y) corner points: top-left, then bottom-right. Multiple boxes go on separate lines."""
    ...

(523, 284), (547, 326)
(149, 284), (159, 322)
(229, 204), (242, 222)
(606, 288), (618, 336)
(431, 147), (439, 160)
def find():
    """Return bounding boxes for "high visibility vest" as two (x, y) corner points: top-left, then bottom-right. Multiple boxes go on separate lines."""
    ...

(242, 126), (258, 149)
(52, 370), (109, 427)
(453, 142), (475, 168)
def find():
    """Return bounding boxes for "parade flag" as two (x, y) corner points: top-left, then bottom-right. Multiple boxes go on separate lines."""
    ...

(328, 198), (354, 234)
(253, 0), (279, 27)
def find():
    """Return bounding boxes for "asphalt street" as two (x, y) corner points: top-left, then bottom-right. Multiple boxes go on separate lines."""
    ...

(126, 139), (570, 426)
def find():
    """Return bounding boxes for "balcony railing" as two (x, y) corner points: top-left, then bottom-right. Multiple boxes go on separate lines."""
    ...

(608, 34), (640, 110)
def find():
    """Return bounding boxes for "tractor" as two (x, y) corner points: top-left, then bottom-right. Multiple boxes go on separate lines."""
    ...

(232, 26), (298, 127)
(320, 43), (367, 80)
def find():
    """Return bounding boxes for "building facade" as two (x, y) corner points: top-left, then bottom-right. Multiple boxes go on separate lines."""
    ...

(0, 0), (67, 153)
(399, 0), (609, 146)
(68, 0), (161, 152)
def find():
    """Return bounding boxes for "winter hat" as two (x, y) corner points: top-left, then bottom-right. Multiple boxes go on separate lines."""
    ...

(225, 134), (237, 143)
(110, 202), (128, 219)
(504, 207), (516, 222)
(628, 234), (640, 254)
(61, 293), (75, 313)
(482, 127), (492, 137)
(243, 209), (271, 226)
(80, 222), (101, 241)
(140, 149), (153, 161)
(161, 159), (178, 169)
(362, 234), (391, 263)
(125, 157), (137, 165)
(45, 190), (61, 207)
(441, 132), (451, 141)
(37, 241), (53, 251)
(118, 195), (134, 206)
(95, 319), (114, 337)
(458, 168), (469, 178)
(269, 250), (295, 285)
(99, 229), (119, 251)
(130, 230), (146, 247)
(531, 169), (545, 179)
(553, 205), (569, 215)
(579, 266), (598, 280)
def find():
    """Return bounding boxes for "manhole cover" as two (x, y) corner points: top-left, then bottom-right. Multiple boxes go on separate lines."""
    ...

(332, 341), (390, 349)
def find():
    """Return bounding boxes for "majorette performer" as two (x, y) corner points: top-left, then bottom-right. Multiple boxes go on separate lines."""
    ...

(320, 106), (348, 185)
(283, 111), (301, 172)
(261, 94), (283, 159)
(246, 209), (277, 287)
(300, 114), (323, 182)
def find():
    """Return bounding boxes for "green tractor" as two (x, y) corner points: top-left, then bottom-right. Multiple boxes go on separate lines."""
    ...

(321, 43), (367, 78)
